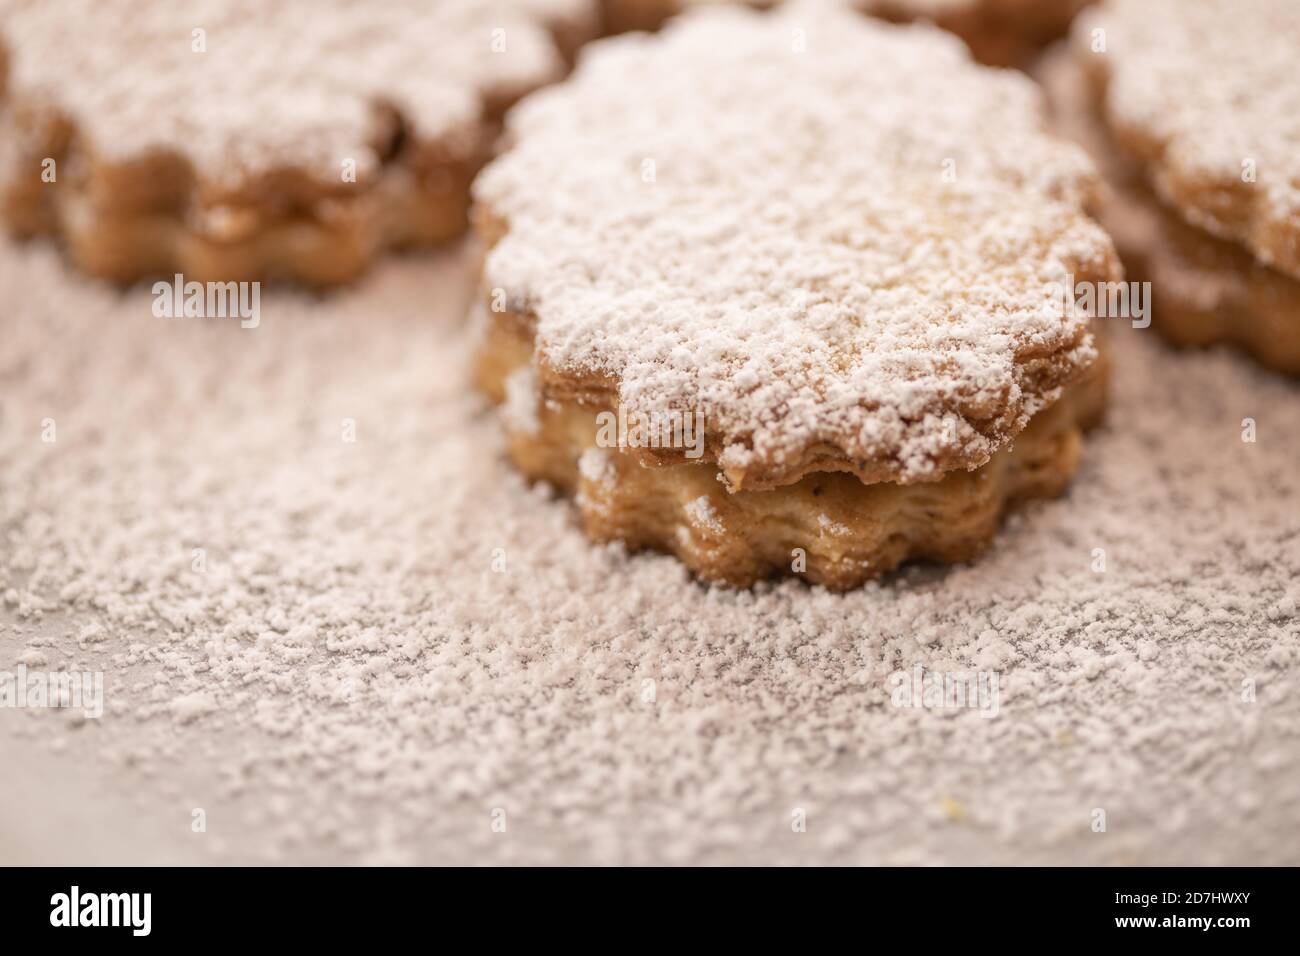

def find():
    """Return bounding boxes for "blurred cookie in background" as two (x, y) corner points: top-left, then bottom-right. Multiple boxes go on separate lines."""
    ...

(0, 0), (598, 286)
(1043, 0), (1300, 374)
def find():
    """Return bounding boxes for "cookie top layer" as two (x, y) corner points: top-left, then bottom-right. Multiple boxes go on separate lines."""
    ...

(1075, 0), (1300, 280)
(476, 4), (1116, 490)
(0, 0), (592, 188)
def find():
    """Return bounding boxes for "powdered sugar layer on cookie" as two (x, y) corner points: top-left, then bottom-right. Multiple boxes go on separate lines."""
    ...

(0, 0), (591, 186)
(1075, 0), (1300, 280)
(477, 5), (1116, 486)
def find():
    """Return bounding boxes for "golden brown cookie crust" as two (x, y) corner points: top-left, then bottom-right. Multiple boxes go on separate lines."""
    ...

(477, 316), (1108, 590)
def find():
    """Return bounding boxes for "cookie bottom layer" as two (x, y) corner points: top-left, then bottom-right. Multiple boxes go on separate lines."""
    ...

(477, 321), (1107, 590)
(0, 125), (480, 286)
(1041, 48), (1300, 376)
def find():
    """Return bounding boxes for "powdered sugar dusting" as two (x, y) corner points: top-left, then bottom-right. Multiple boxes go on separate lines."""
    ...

(683, 495), (725, 532)
(818, 513), (852, 537)
(1075, 0), (1300, 279)
(0, 0), (591, 186)
(577, 447), (615, 484)
(477, 5), (1115, 485)
(503, 366), (542, 435)
(2, 242), (1298, 864)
